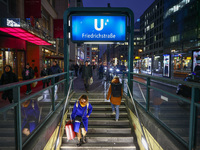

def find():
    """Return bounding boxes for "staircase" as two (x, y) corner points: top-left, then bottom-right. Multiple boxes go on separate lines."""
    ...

(60, 92), (136, 150)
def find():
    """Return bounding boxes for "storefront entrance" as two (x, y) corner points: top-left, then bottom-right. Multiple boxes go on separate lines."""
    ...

(0, 49), (25, 80)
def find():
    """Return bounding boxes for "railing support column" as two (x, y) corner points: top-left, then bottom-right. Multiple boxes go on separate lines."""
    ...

(189, 87), (199, 150)
(13, 86), (22, 150)
(146, 77), (150, 111)
(51, 77), (55, 111)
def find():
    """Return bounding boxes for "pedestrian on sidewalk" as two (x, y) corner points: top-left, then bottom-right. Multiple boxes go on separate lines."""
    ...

(1, 65), (18, 103)
(74, 63), (79, 76)
(51, 61), (62, 83)
(40, 64), (51, 88)
(107, 76), (123, 121)
(82, 61), (93, 93)
(71, 95), (93, 147)
(22, 63), (34, 95)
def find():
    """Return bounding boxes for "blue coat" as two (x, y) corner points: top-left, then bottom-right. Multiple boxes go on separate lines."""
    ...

(71, 101), (93, 133)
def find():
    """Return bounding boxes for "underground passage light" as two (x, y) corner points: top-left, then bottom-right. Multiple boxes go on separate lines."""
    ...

(141, 136), (149, 150)
(0, 27), (52, 45)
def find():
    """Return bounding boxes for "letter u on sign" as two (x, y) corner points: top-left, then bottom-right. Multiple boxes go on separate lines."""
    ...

(94, 19), (104, 31)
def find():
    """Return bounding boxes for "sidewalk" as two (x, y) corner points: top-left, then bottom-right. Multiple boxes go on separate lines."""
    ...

(73, 69), (108, 93)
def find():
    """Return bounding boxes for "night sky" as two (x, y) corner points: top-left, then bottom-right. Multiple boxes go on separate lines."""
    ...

(83, 0), (155, 23)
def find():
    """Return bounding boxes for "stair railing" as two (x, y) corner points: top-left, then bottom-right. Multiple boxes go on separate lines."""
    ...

(125, 80), (149, 150)
(54, 77), (75, 150)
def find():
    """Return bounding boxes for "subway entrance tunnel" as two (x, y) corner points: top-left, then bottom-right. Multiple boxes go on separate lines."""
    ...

(0, 71), (198, 150)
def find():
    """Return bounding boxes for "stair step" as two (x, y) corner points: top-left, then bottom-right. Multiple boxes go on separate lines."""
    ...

(60, 143), (136, 150)
(69, 101), (125, 105)
(87, 127), (131, 134)
(62, 135), (133, 144)
(67, 113), (128, 118)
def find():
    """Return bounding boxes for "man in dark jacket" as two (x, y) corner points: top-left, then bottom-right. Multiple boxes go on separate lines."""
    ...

(51, 61), (61, 83)
(82, 61), (93, 93)
(22, 63), (34, 95)
(1, 65), (18, 103)
(41, 64), (51, 88)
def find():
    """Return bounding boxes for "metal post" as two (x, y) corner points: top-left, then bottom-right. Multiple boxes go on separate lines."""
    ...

(128, 13), (134, 97)
(122, 72), (125, 90)
(52, 77), (55, 111)
(189, 87), (199, 150)
(63, 11), (70, 97)
(13, 86), (22, 150)
(146, 77), (150, 111)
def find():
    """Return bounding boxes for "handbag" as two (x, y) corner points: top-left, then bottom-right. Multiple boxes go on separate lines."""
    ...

(88, 77), (93, 85)
(74, 106), (87, 123)
(65, 120), (76, 140)
(75, 116), (82, 122)
(31, 76), (38, 87)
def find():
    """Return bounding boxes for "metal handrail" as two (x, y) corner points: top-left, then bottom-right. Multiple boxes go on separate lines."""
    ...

(0, 72), (71, 149)
(123, 71), (200, 150)
(0, 72), (67, 91)
(54, 77), (76, 150)
(125, 80), (149, 150)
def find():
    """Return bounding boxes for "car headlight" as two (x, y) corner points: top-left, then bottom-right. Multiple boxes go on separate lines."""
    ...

(116, 69), (120, 72)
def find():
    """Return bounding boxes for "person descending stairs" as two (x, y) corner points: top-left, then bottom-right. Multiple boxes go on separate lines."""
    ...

(60, 92), (136, 150)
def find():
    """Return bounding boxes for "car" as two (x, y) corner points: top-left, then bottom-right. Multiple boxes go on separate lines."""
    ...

(114, 65), (127, 74)
(176, 72), (200, 105)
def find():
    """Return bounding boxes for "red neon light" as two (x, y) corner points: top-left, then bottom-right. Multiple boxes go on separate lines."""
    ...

(0, 27), (51, 45)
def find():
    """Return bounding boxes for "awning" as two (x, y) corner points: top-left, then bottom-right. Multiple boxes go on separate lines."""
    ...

(0, 27), (51, 45)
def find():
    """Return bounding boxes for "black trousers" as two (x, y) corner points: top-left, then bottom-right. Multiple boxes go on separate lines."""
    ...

(84, 77), (89, 91)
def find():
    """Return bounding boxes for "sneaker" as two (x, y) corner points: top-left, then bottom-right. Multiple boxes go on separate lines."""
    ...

(28, 90), (32, 94)
(25, 91), (29, 95)
(116, 119), (118, 122)
(112, 111), (116, 115)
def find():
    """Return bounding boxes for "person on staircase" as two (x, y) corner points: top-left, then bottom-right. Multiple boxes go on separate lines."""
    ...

(82, 61), (93, 93)
(107, 76), (123, 121)
(71, 95), (93, 147)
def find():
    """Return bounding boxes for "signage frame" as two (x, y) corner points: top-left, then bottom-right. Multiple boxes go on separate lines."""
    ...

(70, 14), (127, 42)
(192, 50), (200, 72)
(163, 54), (171, 78)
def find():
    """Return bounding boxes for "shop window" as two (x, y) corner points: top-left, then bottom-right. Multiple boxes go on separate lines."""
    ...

(5, 51), (16, 73)
(0, 51), (3, 77)
(17, 51), (25, 80)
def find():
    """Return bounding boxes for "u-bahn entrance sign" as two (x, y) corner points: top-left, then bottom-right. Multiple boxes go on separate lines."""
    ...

(71, 15), (126, 42)
(63, 7), (134, 95)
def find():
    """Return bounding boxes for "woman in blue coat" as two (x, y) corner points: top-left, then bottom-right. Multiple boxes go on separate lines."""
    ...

(71, 95), (93, 146)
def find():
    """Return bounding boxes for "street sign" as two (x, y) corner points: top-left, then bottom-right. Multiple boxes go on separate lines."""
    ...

(71, 16), (126, 42)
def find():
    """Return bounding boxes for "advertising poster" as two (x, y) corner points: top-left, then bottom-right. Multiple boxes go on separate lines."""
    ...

(163, 54), (170, 77)
(192, 50), (200, 72)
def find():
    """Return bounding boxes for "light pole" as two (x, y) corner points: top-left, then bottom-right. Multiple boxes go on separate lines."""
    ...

(138, 49), (142, 73)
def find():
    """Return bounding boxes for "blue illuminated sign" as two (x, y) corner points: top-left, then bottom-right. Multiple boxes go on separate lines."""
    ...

(71, 16), (126, 42)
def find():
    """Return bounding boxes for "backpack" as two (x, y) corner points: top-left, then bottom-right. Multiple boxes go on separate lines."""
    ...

(111, 83), (122, 97)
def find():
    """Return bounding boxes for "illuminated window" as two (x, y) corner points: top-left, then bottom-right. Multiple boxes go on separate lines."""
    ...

(164, 0), (191, 18)
(151, 23), (154, 29)
(147, 26), (150, 31)
(170, 34), (180, 43)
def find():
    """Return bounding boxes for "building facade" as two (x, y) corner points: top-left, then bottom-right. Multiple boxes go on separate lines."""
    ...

(0, 0), (70, 79)
(140, 0), (164, 75)
(163, 0), (200, 74)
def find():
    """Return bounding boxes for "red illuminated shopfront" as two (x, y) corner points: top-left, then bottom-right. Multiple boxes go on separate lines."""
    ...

(0, 26), (51, 80)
